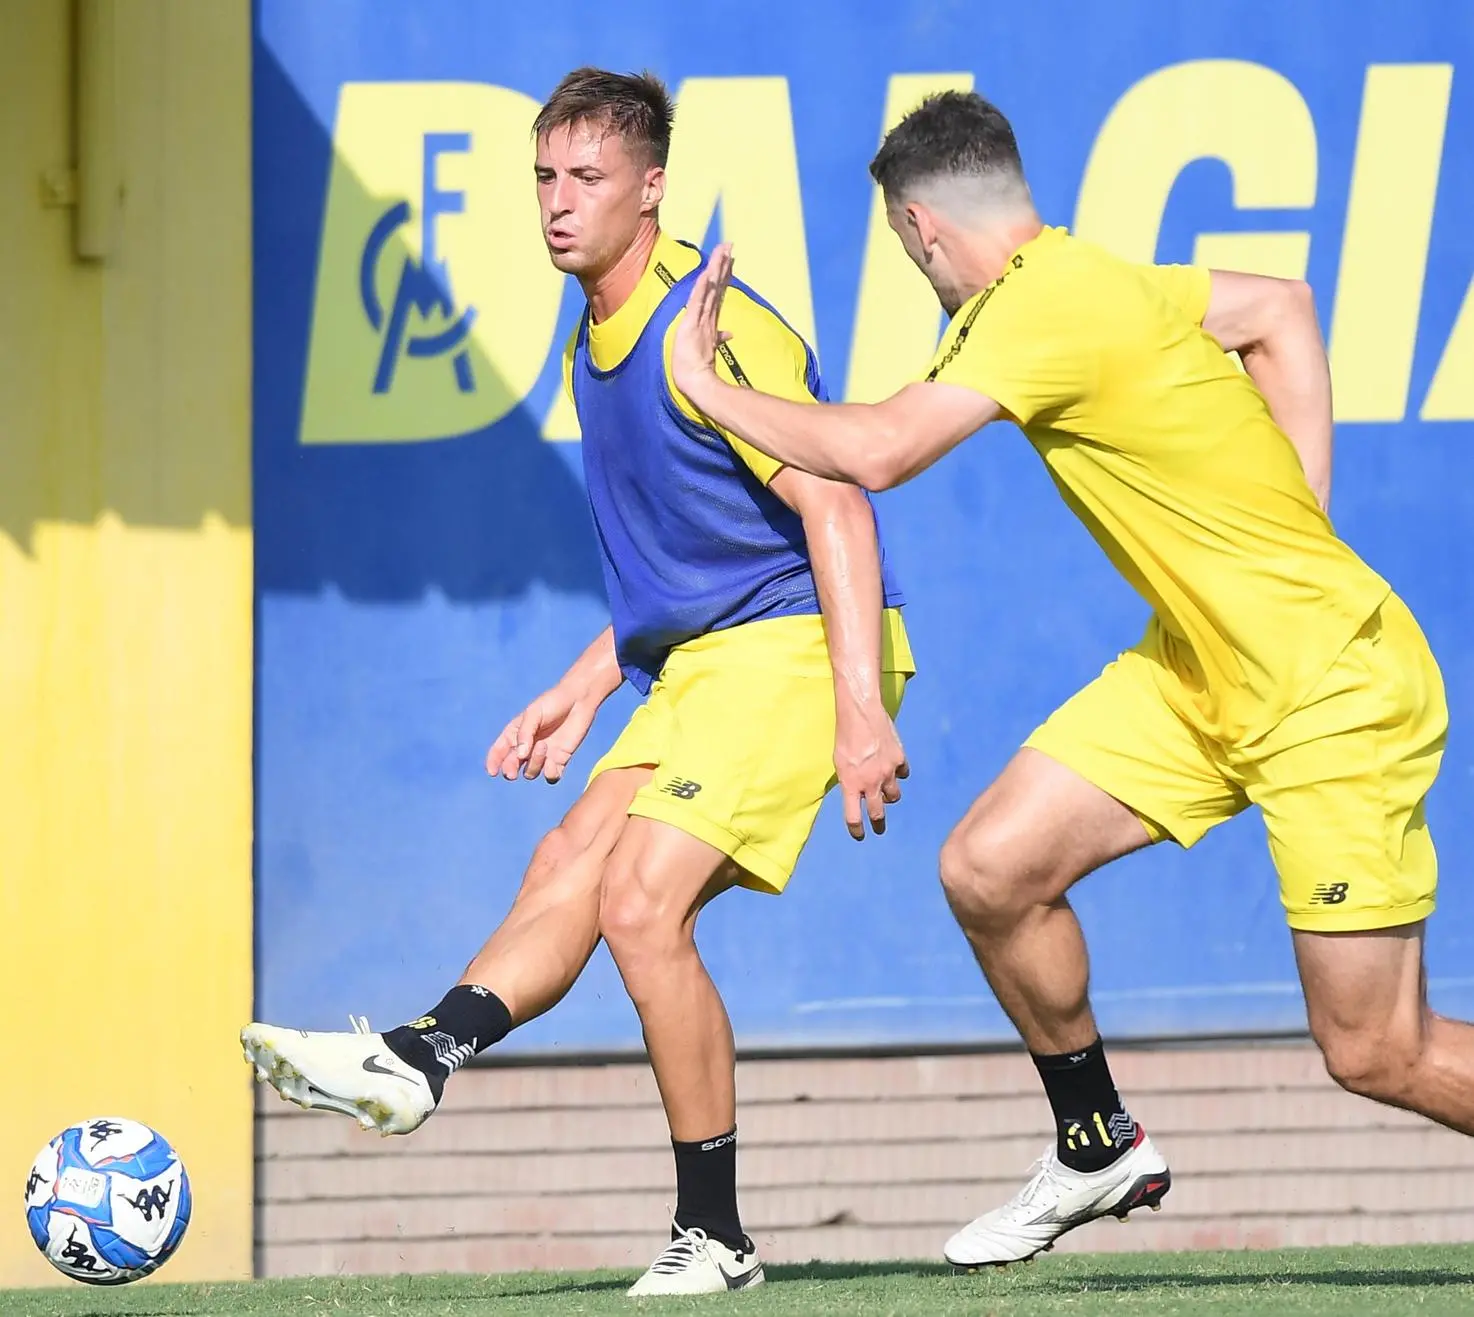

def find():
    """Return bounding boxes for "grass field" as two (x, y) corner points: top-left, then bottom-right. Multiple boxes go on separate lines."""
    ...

(6, 1246), (1474, 1317)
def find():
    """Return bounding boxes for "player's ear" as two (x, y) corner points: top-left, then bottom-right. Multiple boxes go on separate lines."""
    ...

(642, 165), (666, 213)
(908, 202), (940, 258)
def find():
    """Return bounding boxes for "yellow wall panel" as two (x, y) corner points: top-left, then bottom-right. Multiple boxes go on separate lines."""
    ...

(0, 0), (253, 1286)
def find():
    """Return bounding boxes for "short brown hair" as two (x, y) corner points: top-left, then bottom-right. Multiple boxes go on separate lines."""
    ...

(870, 90), (1025, 200)
(533, 67), (675, 168)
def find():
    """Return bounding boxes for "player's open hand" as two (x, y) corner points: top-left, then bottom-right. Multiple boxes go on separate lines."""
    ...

(671, 242), (735, 402)
(833, 703), (909, 840)
(485, 684), (599, 785)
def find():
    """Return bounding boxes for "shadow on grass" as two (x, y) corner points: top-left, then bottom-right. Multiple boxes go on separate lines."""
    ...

(1024, 1268), (1474, 1293)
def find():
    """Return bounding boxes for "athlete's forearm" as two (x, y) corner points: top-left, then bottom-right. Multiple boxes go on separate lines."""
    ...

(1240, 287), (1334, 510)
(800, 488), (887, 716)
(686, 375), (893, 488)
(559, 625), (623, 702)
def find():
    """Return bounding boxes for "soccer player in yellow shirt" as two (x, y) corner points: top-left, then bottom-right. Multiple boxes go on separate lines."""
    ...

(671, 90), (1457, 1267)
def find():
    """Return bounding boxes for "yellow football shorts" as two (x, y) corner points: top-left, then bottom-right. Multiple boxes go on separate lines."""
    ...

(1027, 593), (1447, 932)
(588, 609), (914, 894)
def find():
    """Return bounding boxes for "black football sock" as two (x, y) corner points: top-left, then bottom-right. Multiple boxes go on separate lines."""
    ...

(1032, 1037), (1139, 1173)
(381, 985), (512, 1102)
(672, 1128), (751, 1253)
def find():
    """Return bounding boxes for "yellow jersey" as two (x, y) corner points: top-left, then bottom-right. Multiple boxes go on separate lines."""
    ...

(926, 225), (1388, 744)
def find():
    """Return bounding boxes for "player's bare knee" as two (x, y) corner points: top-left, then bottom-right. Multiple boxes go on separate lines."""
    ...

(532, 824), (579, 872)
(939, 819), (1046, 929)
(598, 858), (686, 964)
(1316, 1023), (1421, 1104)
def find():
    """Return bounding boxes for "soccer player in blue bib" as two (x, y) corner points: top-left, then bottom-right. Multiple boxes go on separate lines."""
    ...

(242, 68), (915, 1295)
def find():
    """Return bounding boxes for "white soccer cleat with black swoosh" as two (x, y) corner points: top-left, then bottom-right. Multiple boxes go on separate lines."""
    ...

(626, 1225), (765, 1296)
(240, 1015), (437, 1135)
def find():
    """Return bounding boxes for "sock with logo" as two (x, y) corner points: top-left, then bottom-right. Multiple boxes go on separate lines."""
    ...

(381, 985), (512, 1102)
(1032, 1037), (1139, 1174)
(672, 1128), (751, 1254)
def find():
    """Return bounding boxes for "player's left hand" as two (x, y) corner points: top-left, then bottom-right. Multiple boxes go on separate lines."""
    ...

(834, 703), (909, 840)
(671, 242), (735, 402)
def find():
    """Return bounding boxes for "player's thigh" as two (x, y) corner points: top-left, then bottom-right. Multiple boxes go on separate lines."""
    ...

(507, 765), (652, 913)
(597, 812), (744, 949)
(1020, 644), (1246, 855)
(559, 763), (653, 853)
(1248, 596), (1447, 933)
(942, 747), (1159, 914)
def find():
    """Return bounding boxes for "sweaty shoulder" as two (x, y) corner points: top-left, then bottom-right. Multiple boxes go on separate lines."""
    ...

(663, 283), (815, 485)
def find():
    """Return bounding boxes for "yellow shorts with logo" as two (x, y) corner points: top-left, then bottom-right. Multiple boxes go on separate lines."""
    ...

(588, 609), (915, 894)
(1027, 593), (1447, 932)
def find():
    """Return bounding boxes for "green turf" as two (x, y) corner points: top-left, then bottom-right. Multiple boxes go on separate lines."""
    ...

(6, 1246), (1474, 1316)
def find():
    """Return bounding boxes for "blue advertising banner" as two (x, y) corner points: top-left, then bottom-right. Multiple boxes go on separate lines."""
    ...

(254, 0), (1474, 1051)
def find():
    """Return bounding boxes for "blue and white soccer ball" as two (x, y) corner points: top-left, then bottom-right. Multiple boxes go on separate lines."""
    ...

(24, 1117), (191, 1285)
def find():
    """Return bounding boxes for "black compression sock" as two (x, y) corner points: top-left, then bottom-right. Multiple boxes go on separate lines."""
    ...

(382, 985), (512, 1102)
(1032, 1037), (1139, 1173)
(672, 1129), (751, 1253)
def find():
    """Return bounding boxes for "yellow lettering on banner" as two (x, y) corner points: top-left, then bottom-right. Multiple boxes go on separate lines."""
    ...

(1190, 233), (1311, 281)
(1328, 64), (1453, 422)
(544, 76), (815, 442)
(1422, 280), (1474, 420)
(844, 72), (975, 403)
(302, 82), (565, 443)
(664, 77), (815, 344)
(539, 322), (581, 441)
(1075, 60), (1317, 263)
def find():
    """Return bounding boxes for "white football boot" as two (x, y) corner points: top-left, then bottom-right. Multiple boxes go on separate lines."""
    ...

(241, 1015), (437, 1136)
(945, 1130), (1171, 1268)
(626, 1225), (766, 1297)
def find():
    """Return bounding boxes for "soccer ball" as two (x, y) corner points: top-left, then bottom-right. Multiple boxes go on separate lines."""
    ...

(24, 1117), (191, 1285)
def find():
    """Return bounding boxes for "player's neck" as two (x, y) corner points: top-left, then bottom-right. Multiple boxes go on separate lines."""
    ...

(962, 214), (1044, 291)
(583, 221), (661, 323)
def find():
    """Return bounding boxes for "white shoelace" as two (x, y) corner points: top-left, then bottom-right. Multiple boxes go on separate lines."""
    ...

(994, 1152), (1063, 1223)
(348, 1014), (372, 1035)
(648, 1225), (712, 1274)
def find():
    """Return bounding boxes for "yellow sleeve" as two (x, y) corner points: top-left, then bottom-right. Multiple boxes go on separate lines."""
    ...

(561, 324), (578, 405)
(663, 288), (815, 486)
(1140, 262), (1212, 325)
(924, 272), (1090, 427)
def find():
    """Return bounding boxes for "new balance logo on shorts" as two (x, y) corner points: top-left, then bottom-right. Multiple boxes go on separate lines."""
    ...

(1311, 882), (1350, 906)
(660, 778), (702, 800)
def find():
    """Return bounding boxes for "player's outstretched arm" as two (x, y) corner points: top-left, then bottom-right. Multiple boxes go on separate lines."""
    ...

(1201, 271), (1333, 511)
(485, 626), (623, 784)
(770, 468), (907, 840)
(672, 244), (999, 490)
